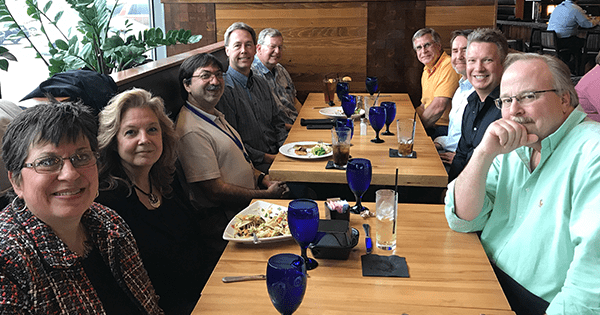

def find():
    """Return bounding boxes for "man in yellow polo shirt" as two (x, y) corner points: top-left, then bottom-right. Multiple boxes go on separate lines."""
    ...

(413, 28), (461, 137)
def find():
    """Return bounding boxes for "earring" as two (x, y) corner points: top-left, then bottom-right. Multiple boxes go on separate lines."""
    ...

(11, 196), (24, 210)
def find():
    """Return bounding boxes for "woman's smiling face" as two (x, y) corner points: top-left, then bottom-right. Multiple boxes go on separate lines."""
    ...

(117, 107), (163, 173)
(10, 135), (98, 225)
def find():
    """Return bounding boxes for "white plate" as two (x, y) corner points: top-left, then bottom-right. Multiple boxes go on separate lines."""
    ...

(279, 141), (333, 159)
(223, 201), (292, 244)
(319, 106), (365, 119)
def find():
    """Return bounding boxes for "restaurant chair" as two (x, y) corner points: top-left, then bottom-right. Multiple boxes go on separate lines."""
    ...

(525, 28), (542, 53)
(540, 30), (578, 75)
(581, 32), (600, 75)
(507, 39), (524, 52)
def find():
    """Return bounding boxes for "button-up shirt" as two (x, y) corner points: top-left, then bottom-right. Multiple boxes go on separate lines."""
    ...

(216, 67), (287, 171)
(548, 0), (597, 38)
(449, 86), (501, 181)
(252, 56), (298, 126)
(434, 77), (474, 151)
(445, 110), (600, 314)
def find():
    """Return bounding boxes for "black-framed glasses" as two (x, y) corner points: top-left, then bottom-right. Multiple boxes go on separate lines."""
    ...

(190, 71), (225, 81)
(23, 150), (99, 174)
(494, 89), (557, 109)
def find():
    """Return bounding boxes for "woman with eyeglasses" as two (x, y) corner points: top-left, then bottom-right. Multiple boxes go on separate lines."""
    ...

(0, 100), (163, 314)
(96, 88), (206, 314)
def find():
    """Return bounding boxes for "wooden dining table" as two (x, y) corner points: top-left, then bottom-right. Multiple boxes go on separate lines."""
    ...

(191, 199), (514, 315)
(268, 93), (448, 188)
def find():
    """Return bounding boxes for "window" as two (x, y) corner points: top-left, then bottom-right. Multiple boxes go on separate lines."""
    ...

(0, 0), (155, 104)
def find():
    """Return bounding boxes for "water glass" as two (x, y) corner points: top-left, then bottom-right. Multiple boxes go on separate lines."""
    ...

(267, 253), (307, 315)
(331, 127), (352, 168)
(287, 199), (320, 270)
(323, 77), (337, 106)
(375, 189), (397, 250)
(380, 102), (396, 136)
(396, 118), (415, 156)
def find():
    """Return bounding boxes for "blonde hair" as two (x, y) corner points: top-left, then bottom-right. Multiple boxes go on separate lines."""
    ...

(98, 88), (178, 195)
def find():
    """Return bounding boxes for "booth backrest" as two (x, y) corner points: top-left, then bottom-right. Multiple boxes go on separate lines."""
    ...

(110, 41), (227, 119)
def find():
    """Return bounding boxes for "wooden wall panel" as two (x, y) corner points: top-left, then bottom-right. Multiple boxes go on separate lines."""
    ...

(215, 3), (367, 102)
(368, 1), (425, 107)
(426, 5), (498, 51)
(160, 0), (497, 105)
(164, 3), (217, 56)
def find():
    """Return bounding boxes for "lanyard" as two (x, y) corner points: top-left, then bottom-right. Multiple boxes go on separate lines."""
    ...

(184, 103), (252, 164)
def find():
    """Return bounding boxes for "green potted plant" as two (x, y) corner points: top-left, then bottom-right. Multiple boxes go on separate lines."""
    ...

(0, 45), (16, 71)
(0, 0), (202, 76)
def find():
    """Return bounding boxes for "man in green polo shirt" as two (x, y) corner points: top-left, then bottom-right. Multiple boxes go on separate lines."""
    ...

(445, 53), (600, 314)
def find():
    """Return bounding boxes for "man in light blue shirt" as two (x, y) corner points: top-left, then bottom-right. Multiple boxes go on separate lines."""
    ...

(434, 30), (475, 169)
(445, 53), (600, 314)
(547, 0), (599, 74)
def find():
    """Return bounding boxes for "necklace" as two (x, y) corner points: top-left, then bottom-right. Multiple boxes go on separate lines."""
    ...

(132, 177), (161, 208)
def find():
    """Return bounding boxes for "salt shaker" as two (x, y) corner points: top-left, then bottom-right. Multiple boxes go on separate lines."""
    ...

(360, 118), (367, 135)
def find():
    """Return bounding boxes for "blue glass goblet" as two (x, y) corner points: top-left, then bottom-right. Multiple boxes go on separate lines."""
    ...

(346, 158), (372, 214)
(340, 94), (356, 119)
(380, 102), (396, 136)
(267, 253), (307, 315)
(369, 106), (386, 143)
(336, 82), (349, 100)
(366, 76), (378, 96)
(335, 118), (354, 139)
(287, 199), (320, 270)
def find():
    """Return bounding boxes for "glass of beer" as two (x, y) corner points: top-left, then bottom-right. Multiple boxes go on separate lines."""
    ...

(331, 127), (351, 168)
(396, 118), (415, 157)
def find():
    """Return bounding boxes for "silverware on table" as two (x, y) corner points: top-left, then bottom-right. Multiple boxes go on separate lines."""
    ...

(363, 223), (373, 254)
(222, 275), (266, 283)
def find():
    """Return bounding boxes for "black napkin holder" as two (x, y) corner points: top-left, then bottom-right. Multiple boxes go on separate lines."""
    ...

(309, 220), (359, 260)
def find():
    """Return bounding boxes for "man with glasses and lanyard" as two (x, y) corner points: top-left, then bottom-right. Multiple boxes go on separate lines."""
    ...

(445, 53), (600, 314)
(176, 53), (288, 267)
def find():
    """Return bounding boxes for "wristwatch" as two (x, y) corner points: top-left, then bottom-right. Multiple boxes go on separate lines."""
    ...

(257, 172), (267, 188)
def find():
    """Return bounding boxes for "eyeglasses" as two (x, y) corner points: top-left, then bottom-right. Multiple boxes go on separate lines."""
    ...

(494, 89), (557, 109)
(414, 42), (434, 52)
(23, 150), (99, 174)
(190, 71), (225, 81)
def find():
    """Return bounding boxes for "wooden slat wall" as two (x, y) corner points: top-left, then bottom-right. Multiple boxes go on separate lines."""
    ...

(165, 3), (217, 56)
(426, 1), (497, 51)
(215, 2), (367, 101)
(160, 0), (497, 105)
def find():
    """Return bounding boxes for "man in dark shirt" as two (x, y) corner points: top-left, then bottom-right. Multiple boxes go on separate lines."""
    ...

(216, 22), (287, 173)
(449, 28), (508, 182)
